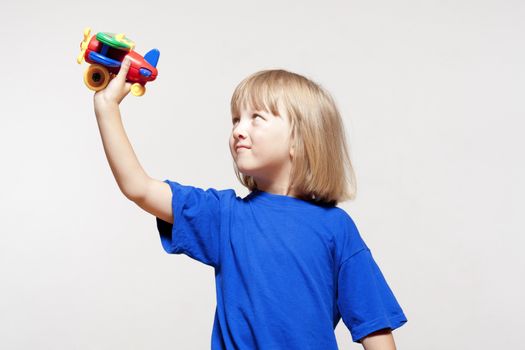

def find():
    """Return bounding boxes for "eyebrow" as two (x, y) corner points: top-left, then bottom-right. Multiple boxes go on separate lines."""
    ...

(234, 108), (269, 116)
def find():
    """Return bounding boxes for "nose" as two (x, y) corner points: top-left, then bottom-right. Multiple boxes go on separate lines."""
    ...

(232, 121), (247, 140)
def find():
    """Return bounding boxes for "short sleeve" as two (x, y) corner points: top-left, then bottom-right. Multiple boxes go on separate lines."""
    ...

(155, 179), (223, 268)
(337, 248), (408, 343)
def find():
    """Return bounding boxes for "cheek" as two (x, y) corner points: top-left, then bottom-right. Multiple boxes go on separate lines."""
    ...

(261, 131), (290, 154)
(228, 136), (235, 155)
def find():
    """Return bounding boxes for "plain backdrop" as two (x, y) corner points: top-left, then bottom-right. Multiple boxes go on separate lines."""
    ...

(1, 0), (524, 349)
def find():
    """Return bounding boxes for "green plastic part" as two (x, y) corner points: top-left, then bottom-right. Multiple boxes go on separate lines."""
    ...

(96, 32), (134, 50)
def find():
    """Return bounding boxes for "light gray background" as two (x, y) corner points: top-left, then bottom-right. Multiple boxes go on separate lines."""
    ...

(1, 0), (523, 349)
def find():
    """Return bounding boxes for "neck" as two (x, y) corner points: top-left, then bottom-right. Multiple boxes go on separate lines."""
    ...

(254, 177), (297, 198)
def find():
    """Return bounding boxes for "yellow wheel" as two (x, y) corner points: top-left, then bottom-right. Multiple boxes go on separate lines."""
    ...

(130, 83), (146, 96)
(83, 64), (111, 91)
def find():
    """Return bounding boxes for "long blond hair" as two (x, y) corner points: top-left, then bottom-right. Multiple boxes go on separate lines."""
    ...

(230, 69), (357, 205)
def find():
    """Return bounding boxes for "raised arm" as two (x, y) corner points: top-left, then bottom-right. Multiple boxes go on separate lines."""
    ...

(94, 57), (148, 200)
(93, 57), (172, 224)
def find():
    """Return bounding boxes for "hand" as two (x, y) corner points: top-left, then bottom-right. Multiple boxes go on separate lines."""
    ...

(94, 57), (133, 108)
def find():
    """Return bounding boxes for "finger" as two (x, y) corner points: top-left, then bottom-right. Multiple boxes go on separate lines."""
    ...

(117, 56), (132, 82)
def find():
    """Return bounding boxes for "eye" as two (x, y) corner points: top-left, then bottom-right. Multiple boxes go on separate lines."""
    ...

(232, 114), (263, 126)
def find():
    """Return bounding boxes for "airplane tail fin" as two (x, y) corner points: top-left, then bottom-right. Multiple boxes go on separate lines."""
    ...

(144, 49), (160, 68)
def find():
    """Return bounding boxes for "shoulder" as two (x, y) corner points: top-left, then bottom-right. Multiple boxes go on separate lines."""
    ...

(202, 186), (238, 206)
(163, 179), (238, 204)
(328, 206), (369, 265)
(322, 205), (359, 233)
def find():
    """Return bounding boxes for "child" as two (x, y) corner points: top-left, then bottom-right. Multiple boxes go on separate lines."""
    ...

(93, 57), (407, 349)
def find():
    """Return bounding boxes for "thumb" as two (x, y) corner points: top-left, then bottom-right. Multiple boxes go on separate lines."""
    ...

(117, 56), (132, 82)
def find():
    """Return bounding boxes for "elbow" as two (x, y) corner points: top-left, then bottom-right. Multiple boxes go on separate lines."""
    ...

(124, 190), (139, 202)
(124, 186), (146, 202)
(122, 176), (151, 202)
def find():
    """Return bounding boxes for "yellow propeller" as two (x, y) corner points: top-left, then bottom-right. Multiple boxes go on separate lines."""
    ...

(77, 27), (92, 64)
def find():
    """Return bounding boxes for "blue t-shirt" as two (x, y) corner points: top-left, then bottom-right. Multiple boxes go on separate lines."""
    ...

(156, 180), (407, 349)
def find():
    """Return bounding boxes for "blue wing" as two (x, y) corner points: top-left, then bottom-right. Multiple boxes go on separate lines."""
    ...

(88, 51), (121, 68)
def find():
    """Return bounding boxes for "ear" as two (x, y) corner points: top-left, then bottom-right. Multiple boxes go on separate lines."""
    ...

(289, 131), (295, 158)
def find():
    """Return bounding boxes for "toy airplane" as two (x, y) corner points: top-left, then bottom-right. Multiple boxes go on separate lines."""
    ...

(77, 27), (159, 96)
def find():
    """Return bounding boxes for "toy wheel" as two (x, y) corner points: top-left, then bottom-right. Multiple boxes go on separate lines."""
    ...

(84, 64), (111, 91)
(130, 83), (146, 96)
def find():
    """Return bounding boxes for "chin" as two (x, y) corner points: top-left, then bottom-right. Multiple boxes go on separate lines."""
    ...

(235, 163), (259, 178)
(236, 166), (255, 177)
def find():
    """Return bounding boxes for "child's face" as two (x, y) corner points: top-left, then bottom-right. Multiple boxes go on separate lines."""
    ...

(229, 105), (294, 184)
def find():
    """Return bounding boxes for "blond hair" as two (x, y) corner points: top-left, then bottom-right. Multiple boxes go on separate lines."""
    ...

(230, 69), (357, 206)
